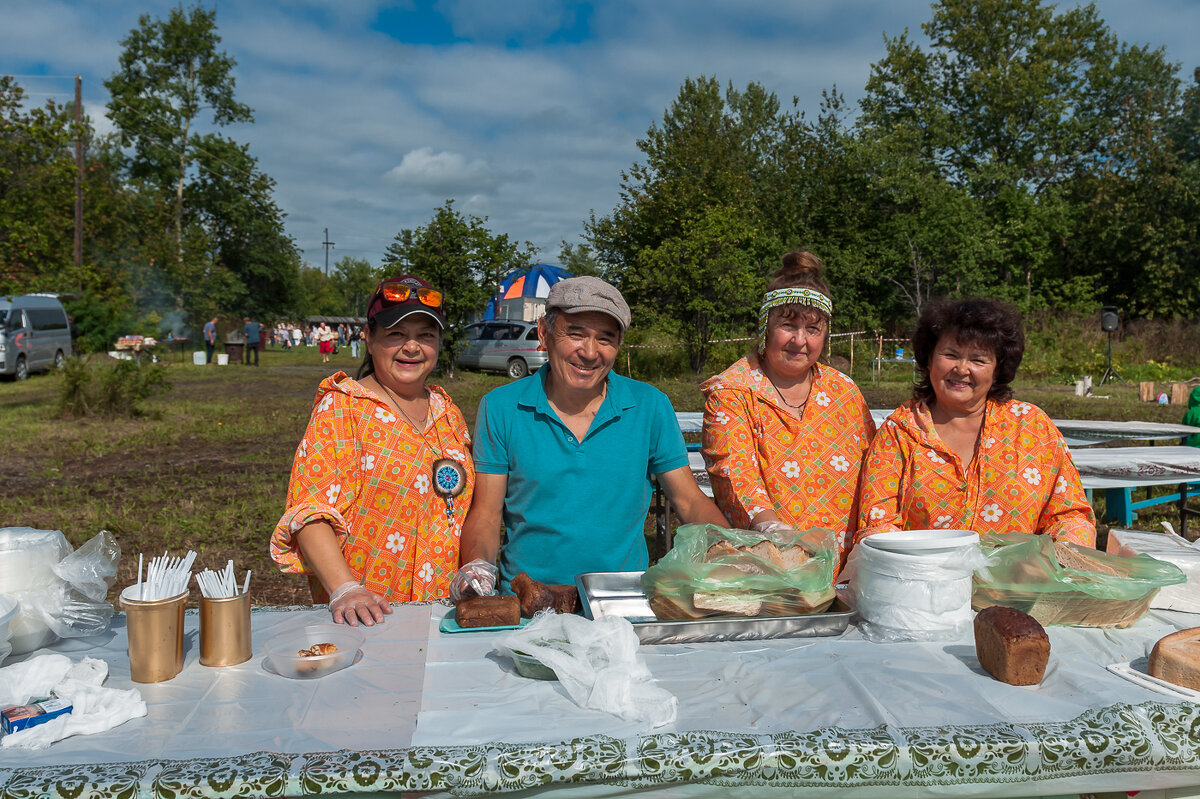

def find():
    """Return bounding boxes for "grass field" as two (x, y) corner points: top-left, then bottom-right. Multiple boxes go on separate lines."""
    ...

(1, 343), (1194, 607)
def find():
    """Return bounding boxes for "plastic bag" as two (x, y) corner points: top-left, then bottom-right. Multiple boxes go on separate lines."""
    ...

(845, 539), (987, 643)
(496, 611), (676, 727)
(641, 524), (836, 619)
(0, 528), (120, 655)
(973, 533), (1186, 627)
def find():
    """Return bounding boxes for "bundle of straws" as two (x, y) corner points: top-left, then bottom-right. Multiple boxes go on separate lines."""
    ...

(195, 560), (251, 599)
(136, 550), (196, 600)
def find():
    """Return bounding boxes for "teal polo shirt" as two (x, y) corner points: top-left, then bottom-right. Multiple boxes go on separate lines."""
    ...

(473, 365), (689, 588)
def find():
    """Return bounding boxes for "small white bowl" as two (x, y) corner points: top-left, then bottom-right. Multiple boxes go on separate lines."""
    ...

(861, 529), (979, 554)
(263, 623), (364, 679)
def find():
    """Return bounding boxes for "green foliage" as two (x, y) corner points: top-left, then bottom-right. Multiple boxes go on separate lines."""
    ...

(56, 356), (172, 418)
(329, 256), (378, 318)
(382, 201), (533, 373)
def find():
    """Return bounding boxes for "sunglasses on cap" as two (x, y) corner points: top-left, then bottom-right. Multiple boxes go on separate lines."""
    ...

(377, 279), (443, 309)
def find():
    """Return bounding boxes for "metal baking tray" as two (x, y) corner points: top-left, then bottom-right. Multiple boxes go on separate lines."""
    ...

(575, 571), (853, 645)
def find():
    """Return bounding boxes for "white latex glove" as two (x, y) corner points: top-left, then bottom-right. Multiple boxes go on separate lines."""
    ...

(329, 581), (392, 627)
(751, 519), (794, 535)
(448, 559), (498, 601)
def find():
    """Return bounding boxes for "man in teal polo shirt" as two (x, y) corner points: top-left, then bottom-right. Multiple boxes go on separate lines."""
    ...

(452, 277), (727, 594)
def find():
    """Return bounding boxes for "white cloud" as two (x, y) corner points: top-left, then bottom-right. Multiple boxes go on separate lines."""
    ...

(384, 147), (500, 195)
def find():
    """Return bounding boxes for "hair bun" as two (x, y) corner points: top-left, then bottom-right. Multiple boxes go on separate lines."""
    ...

(776, 250), (825, 282)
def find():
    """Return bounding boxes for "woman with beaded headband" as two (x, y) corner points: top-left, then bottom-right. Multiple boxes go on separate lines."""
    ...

(701, 250), (875, 575)
(271, 275), (476, 625)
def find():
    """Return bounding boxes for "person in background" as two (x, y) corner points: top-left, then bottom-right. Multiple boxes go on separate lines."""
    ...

(242, 317), (261, 366)
(1183, 386), (1200, 447)
(318, 322), (334, 364)
(203, 317), (218, 364)
(702, 250), (875, 574)
(272, 276), (475, 625)
(452, 276), (727, 597)
(856, 298), (1096, 547)
(350, 323), (362, 359)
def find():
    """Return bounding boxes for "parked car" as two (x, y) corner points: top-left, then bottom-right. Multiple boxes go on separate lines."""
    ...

(455, 320), (546, 379)
(0, 294), (73, 380)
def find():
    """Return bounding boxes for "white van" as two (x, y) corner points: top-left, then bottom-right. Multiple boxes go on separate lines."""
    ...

(0, 294), (73, 380)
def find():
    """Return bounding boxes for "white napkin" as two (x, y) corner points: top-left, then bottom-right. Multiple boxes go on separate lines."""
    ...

(0, 654), (146, 750)
(497, 612), (677, 727)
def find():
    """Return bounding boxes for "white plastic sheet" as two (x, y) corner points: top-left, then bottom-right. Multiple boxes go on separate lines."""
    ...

(496, 612), (677, 727)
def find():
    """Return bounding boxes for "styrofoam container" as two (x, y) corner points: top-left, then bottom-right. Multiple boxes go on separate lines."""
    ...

(192, 351), (206, 366)
(263, 624), (363, 679)
(216, 353), (229, 365)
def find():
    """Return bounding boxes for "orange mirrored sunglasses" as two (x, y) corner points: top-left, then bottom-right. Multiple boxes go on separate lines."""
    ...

(379, 280), (443, 308)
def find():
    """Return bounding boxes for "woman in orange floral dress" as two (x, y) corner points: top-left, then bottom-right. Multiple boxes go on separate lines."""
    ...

(271, 276), (474, 625)
(702, 251), (875, 574)
(856, 299), (1095, 547)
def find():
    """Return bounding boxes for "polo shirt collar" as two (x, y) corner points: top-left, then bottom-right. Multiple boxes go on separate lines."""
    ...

(519, 364), (636, 429)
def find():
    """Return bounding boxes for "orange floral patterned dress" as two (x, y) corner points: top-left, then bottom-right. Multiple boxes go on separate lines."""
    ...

(702, 357), (876, 569)
(855, 398), (1095, 547)
(271, 372), (475, 602)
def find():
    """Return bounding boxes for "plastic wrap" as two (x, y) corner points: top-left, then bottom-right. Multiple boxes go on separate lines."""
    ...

(846, 539), (987, 643)
(0, 528), (120, 655)
(641, 523), (836, 619)
(973, 533), (1185, 627)
(496, 611), (676, 727)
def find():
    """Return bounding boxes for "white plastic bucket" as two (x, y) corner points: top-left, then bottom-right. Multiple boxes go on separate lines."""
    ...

(192, 351), (206, 366)
(216, 353), (229, 365)
(849, 531), (985, 641)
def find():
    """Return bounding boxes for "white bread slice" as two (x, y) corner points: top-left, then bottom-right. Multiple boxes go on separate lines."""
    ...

(693, 592), (762, 616)
(780, 546), (811, 570)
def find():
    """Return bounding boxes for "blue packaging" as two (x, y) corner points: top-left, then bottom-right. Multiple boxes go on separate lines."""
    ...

(1, 697), (73, 734)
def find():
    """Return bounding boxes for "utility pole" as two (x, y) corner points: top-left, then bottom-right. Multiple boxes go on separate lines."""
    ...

(322, 228), (335, 276)
(74, 75), (82, 272)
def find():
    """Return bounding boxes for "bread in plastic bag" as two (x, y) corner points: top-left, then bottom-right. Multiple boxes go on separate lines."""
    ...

(0, 527), (120, 655)
(972, 532), (1185, 627)
(641, 524), (836, 620)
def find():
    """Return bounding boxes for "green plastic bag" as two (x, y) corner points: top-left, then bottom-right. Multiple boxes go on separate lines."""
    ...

(973, 533), (1186, 627)
(641, 524), (837, 619)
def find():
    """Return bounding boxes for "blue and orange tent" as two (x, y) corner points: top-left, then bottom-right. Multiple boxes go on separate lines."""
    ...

(483, 263), (572, 320)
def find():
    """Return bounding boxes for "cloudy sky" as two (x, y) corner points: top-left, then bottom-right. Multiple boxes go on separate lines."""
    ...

(4, 1), (1199, 271)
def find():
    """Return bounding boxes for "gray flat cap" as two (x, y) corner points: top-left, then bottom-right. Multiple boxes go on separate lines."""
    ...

(545, 276), (631, 331)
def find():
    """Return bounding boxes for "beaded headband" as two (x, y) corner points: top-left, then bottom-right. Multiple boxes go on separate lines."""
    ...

(756, 288), (833, 354)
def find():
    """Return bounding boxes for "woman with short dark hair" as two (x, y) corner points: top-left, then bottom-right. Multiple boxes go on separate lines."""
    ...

(856, 298), (1095, 547)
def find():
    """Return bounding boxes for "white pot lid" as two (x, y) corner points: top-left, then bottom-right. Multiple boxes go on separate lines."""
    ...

(861, 529), (980, 554)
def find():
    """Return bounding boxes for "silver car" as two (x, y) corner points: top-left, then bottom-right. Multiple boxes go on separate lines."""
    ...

(0, 294), (73, 380)
(455, 320), (547, 379)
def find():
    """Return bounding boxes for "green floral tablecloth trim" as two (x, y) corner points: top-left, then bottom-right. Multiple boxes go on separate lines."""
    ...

(3, 701), (1198, 798)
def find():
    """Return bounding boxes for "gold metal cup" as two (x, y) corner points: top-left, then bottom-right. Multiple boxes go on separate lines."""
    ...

(199, 591), (251, 667)
(120, 586), (187, 684)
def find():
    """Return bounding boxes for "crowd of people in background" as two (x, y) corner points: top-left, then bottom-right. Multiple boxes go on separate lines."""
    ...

(196, 320), (365, 364)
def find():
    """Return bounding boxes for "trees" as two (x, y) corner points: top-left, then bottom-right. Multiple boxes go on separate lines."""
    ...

(105, 3), (252, 270)
(587, 77), (789, 373)
(383, 201), (532, 374)
(329, 256), (378, 318)
(858, 0), (1184, 313)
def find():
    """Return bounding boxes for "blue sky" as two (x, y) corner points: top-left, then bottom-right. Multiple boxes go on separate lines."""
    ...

(3, 1), (1199, 272)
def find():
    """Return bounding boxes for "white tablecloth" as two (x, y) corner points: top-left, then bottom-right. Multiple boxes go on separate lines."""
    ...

(8, 601), (1200, 797)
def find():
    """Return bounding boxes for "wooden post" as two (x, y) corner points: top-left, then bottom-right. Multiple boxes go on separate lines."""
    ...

(1171, 382), (1189, 405)
(849, 332), (855, 378)
(1138, 381), (1156, 403)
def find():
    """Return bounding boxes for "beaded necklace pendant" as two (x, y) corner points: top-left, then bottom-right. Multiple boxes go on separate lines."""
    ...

(433, 457), (467, 518)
